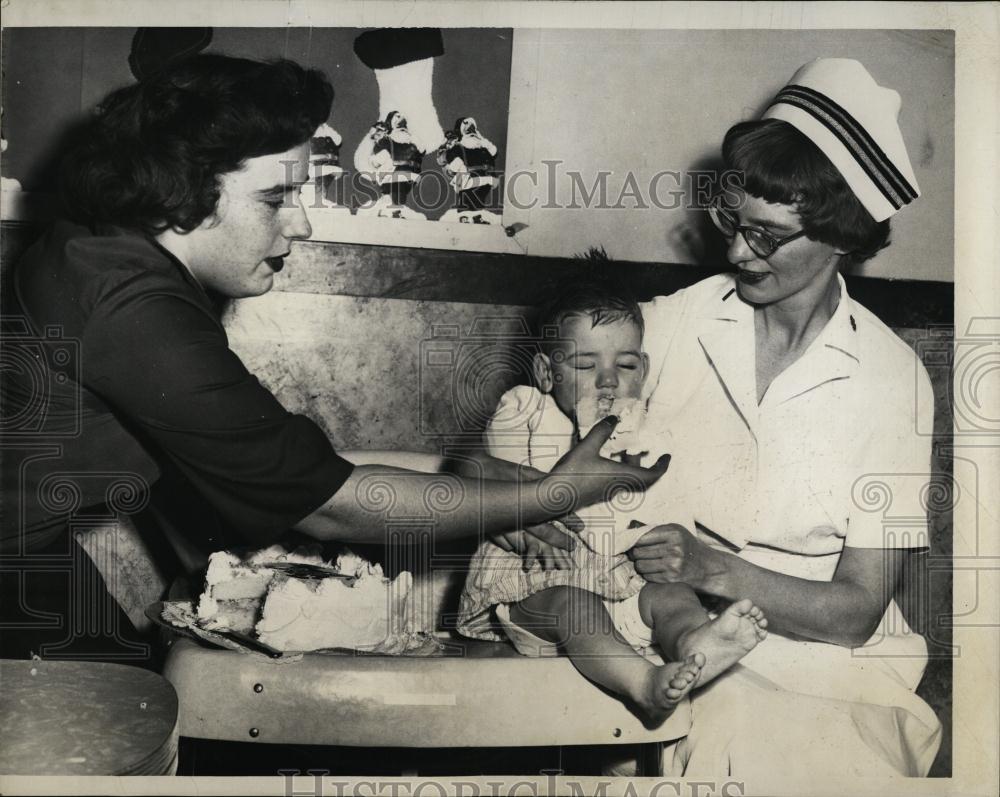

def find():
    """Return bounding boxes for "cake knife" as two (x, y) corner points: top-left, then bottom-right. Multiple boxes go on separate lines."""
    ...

(212, 628), (285, 659)
(260, 562), (356, 581)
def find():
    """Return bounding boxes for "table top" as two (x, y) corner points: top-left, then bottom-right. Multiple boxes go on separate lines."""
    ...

(0, 659), (178, 775)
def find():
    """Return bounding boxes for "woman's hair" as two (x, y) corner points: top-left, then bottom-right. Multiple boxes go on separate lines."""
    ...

(722, 118), (890, 267)
(59, 54), (333, 235)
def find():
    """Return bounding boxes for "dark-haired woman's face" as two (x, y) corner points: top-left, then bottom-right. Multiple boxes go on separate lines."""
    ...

(182, 143), (313, 298)
(725, 193), (843, 309)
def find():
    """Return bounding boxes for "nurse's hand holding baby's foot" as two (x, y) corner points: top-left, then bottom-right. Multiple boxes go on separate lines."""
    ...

(636, 652), (706, 723)
(676, 599), (768, 686)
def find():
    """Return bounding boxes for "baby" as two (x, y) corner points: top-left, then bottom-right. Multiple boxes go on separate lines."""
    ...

(457, 283), (767, 721)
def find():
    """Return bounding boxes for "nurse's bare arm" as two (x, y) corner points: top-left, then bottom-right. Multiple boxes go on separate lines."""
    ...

(629, 525), (902, 648)
(297, 419), (671, 544)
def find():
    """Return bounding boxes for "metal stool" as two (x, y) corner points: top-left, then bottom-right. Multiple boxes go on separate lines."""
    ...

(0, 658), (179, 775)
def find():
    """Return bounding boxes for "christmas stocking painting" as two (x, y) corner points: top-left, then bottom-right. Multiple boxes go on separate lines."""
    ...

(353, 28), (446, 220)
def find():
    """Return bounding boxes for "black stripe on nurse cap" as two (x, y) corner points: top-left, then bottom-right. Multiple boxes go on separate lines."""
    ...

(772, 84), (918, 210)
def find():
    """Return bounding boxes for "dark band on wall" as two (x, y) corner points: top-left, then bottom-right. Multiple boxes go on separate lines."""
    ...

(0, 224), (954, 329)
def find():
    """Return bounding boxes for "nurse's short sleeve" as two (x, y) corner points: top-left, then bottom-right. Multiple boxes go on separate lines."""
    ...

(83, 285), (353, 546)
(846, 360), (935, 550)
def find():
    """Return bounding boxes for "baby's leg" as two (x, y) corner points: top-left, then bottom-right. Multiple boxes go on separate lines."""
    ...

(639, 582), (767, 686)
(509, 587), (703, 723)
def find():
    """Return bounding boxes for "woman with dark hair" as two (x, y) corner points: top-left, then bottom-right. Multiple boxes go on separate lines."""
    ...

(1, 54), (667, 663)
(628, 59), (941, 776)
(58, 54), (334, 238)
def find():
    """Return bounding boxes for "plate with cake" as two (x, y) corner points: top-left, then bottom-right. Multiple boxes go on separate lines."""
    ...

(149, 545), (442, 659)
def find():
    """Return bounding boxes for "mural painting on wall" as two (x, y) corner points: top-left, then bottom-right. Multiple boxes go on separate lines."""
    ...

(305, 123), (348, 214)
(0, 26), (512, 227)
(342, 27), (507, 223)
(437, 117), (500, 225)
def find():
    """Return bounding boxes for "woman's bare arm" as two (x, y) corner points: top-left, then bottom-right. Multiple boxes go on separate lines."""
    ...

(630, 526), (903, 648)
(298, 418), (670, 545)
(338, 448), (545, 482)
(708, 545), (902, 647)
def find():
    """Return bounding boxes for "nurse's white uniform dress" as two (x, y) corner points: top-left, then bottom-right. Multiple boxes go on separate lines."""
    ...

(639, 273), (942, 777)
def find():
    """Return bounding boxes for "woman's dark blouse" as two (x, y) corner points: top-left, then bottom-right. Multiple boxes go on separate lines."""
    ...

(2, 221), (353, 552)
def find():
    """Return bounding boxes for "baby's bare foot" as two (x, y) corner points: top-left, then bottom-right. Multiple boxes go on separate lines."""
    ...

(635, 652), (705, 723)
(677, 598), (767, 686)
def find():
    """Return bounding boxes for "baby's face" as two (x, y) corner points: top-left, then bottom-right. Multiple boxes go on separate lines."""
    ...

(548, 315), (646, 421)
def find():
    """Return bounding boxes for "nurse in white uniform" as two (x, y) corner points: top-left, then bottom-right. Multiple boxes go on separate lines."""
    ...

(631, 59), (943, 777)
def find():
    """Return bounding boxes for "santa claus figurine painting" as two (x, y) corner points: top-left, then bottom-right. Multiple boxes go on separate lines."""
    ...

(355, 111), (427, 219)
(438, 116), (501, 224)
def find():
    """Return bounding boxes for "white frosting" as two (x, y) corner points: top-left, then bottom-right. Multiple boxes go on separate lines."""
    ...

(256, 570), (411, 652)
(196, 594), (219, 619)
(576, 397), (648, 456)
(335, 549), (385, 579)
(197, 545), (410, 649)
(283, 547), (326, 566)
(204, 551), (244, 585)
(246, 544), (326, 567)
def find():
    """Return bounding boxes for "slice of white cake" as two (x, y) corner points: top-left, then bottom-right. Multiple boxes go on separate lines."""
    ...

(256, 569), (412, 652)
(196, 551), (274, 633)
(194, 545), (414, 652)
(576, 395), (647, 456)
(196, 545), (326, 633)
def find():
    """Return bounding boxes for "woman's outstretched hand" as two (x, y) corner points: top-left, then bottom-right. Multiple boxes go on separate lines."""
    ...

(545, 416), (671, 510)
(628, 523), (729, 592)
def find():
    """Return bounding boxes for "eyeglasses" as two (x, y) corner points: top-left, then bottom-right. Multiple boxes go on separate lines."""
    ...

(708, 200), (808, 259)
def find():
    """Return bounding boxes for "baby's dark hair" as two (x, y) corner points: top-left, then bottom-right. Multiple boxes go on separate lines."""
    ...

(535, 281), (645, 348)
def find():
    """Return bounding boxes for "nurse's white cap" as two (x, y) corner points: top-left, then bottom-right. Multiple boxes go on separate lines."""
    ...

(762, 58), (919, 222)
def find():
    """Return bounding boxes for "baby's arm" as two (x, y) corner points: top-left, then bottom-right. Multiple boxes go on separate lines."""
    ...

(484, 386), (576, 569)
(484, 384), (542, 468)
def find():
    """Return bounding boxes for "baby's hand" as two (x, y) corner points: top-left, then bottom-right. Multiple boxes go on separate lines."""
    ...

(521, 523), (575, 571)
(491, 520), (579, 571)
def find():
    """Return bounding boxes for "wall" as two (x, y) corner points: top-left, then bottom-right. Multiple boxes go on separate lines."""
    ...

(2, 28), (952, 279)
(504, 29), (954, 281)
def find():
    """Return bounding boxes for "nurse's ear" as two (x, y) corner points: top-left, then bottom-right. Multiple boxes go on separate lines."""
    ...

(532, 352), (555, 394)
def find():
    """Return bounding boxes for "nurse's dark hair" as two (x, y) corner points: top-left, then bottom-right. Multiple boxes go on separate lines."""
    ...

(59, 54), (333, 235)
(721, 118), (890, 267)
